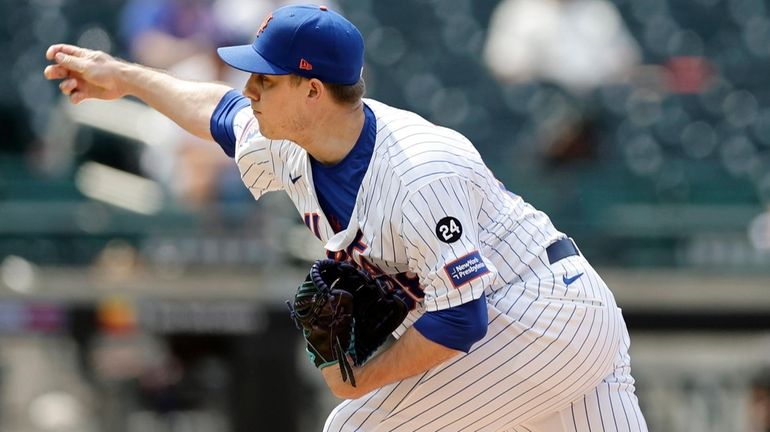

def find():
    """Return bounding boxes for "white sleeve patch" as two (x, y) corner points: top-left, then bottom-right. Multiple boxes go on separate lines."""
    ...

(401, 176), (496, 311)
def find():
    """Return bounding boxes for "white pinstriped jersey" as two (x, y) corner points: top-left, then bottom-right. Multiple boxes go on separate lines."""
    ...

(228, 97), (647, 431)
(232, 98), (565, 336)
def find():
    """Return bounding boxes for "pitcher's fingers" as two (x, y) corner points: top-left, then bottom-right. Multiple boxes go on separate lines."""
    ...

(59, 79), (77, 95)
(44, 64), (69, 80)
(53, 52), (88, 74)
(46, 44), (87, 61)
(70, 91), (86, 105)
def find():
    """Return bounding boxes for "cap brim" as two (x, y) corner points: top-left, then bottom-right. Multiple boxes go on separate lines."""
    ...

(217, 44), (291, 75)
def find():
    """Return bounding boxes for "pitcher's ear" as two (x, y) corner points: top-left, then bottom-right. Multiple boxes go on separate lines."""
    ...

(307, 78), (324, 100)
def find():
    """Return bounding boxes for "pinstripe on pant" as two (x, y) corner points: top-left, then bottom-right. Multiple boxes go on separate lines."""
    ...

(323, 256), (648, 432)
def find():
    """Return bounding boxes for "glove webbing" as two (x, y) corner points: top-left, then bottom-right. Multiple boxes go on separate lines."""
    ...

(315, 270), (358, 387)
(289, 278), (357, 387)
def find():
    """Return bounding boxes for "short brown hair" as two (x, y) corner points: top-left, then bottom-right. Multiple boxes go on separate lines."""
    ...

(290, 75), (366, 105)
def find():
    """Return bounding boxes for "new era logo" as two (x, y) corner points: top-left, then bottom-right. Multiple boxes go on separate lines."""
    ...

(299, 58), (313, 70)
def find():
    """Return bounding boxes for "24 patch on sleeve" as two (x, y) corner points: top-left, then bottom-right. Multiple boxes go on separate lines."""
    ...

(444, 251), (490, 288)
(435, 216), (462, 243)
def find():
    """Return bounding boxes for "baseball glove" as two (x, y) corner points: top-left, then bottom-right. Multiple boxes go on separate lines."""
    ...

(288, 259), (409, 387)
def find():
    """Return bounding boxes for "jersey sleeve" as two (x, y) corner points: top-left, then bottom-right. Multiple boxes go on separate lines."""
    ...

(413, 294), (488, 352)
(210, 89), (251, 157)
(401, 175), (497, 312)
(211, 90), (284, 199)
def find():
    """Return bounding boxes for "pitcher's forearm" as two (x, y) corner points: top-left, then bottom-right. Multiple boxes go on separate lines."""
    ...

(45, 44), (237, 141)
(118, 62), (233, 141)
(322, 326), (461, 399)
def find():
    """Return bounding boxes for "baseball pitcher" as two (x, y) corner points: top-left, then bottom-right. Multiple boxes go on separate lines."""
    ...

(45, 4), (647, 431)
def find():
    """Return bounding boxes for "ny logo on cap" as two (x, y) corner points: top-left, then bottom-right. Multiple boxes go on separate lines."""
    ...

(257, 14), (273, 36)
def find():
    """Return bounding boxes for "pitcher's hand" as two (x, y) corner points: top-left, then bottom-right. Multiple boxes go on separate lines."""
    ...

(44, 44), (128, 104)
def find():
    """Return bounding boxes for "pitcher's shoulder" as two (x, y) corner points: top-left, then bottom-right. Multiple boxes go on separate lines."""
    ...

(366, 100), (485, 188)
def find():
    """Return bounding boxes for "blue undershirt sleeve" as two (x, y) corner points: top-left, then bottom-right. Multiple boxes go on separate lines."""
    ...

(209, 89), (251, 158)
(412, 294), (488, 353)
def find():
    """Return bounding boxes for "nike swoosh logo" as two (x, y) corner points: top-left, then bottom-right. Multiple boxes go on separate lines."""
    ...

(563, 273), (584, 286)
(290, 174), (302, 184)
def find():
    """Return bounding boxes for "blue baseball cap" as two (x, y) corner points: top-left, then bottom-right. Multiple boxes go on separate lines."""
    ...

(217, 4), (364, 85)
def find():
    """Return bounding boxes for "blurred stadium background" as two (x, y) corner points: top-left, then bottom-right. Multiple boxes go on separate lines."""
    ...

(1, 0), (770, 430)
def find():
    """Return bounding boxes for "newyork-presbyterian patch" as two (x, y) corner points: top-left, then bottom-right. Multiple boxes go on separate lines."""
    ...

(444, 251), (489, 288)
